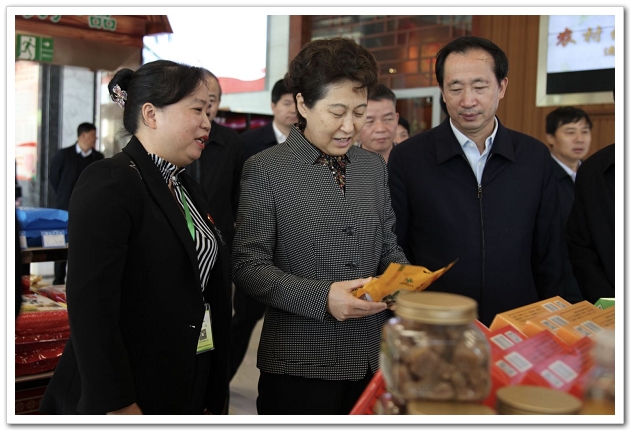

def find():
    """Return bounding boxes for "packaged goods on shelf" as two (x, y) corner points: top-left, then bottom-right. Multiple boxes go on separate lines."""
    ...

(483, 330), (569, 408)
(16, 207), (68, 248)
(488, 296), (571, 333)
(593, 298), (615, 310)
(33, 284), (67, 305)
(15, 294), (69, 377)
(521, 301), (602, 338)
(554, 306), (615, 345)
(520, 336), (594, 399)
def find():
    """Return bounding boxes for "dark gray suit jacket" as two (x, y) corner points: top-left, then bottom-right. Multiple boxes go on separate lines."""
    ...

(232, 127), (408, 380)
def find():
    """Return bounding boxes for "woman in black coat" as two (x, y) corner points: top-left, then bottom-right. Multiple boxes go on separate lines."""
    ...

(39, 60), (232, 415)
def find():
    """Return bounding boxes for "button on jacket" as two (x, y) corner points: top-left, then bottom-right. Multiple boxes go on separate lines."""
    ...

(388, 118), (565, 326)
(231, 127), (408, 381)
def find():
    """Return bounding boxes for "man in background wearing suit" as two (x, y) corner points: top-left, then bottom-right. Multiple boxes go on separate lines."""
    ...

(357, 83), (399, 163)
(545, 106), (592, 303)
(241, 78), (297, 161)
(566, 143), (615, 304)
(49, 122), (103, 285)
(228, 78), (298, 381)
(186, 71), (244, 249)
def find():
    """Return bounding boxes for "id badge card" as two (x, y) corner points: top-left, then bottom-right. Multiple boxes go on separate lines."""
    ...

(196, 304), (214, 354)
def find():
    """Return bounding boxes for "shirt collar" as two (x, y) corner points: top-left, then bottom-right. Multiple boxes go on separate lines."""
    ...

(272, 121), (288, 144)
(148, 153), (186, 185)
(75, 142), (93, 157)
(449, 117), (498, 154)
(551, 153), (579, 182)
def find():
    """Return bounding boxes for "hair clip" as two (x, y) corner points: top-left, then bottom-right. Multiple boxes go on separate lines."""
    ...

(111, 84), (127, 108)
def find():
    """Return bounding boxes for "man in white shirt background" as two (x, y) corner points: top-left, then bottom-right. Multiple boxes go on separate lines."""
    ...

(545, 106), (592, 303)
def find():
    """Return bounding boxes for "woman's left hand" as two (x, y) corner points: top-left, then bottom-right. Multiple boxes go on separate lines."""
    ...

(326, 278), (387, 321)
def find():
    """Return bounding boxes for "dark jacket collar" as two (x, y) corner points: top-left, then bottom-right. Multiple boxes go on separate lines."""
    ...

(435, 117), (516, 165)
(122, 136), (202, 284)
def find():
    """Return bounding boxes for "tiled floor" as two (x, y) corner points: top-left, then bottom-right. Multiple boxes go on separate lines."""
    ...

(227, 318), (263, 415)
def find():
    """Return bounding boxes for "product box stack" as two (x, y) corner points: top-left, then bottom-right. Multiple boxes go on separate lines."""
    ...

(15, 294), (70, 377)
(16, 207), (68, 248)
(482, 296), (615, 410)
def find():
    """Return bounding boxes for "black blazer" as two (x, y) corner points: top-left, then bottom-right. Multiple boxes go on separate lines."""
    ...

(552, 160), (583, 303)
(187, 121), (244, 247)
(40, 137), (232, 414)
(566, 144), (615, 303)
(49, 144), (104, 210)
(241, 122), (277, 161)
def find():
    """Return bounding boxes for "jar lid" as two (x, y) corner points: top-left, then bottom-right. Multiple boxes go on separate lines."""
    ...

(407, 401), (496, 415)
(496, 386), (583, 414)
(396, 291), (477, 324)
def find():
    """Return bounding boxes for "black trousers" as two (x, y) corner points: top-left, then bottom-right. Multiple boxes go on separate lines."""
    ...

(228, 285), (266, 380)
(256, 369), (372, 415)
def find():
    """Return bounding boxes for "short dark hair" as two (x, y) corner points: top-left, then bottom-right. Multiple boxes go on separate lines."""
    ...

(285, 37), (378, 132)
(545, 106), (593, 135)
(77, 122), (96, 137)
(271, 79), (291, 104)
(370, 83), (396, 104)
(398, 116), (410, 134)
(435, 36), (509, 89)
(108, 60), (208, 135)
(205, 69), (222, 99)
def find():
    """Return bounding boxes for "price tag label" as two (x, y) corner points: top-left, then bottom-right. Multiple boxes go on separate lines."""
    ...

(41, 230), (66, 248)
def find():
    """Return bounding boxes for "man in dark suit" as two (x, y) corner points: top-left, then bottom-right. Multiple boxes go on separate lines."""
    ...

(545, 106), (592, 303)
(566, 144), (615, 304)
(388, 36), (566, 326)
(186, 71), (244, 248)
(228, 78), (298, 381)
(49, 122), (103, 285)
(241, 78), (297, 161)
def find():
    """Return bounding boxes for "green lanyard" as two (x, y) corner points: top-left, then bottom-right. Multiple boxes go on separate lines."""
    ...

(180, 192), (195, 240)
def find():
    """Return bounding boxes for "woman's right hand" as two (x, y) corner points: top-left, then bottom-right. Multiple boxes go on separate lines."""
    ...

(326, 278), (387, 321)
(106, 402), (143, 415)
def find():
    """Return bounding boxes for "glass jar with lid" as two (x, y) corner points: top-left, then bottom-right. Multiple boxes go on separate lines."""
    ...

(580, 329), (615, 415)
(381, 291), (491, 403)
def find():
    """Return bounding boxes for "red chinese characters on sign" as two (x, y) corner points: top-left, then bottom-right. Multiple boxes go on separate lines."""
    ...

(556, 27), (577, 47)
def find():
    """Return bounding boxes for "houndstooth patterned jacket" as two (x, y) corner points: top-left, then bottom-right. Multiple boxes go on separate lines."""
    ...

(232, 126), (408, 381)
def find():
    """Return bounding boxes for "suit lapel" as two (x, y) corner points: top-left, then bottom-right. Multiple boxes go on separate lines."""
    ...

(122, 137), (201, 284)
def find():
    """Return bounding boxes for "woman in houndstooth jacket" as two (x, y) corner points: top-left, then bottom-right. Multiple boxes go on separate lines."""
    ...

(231, 37), (409, 415)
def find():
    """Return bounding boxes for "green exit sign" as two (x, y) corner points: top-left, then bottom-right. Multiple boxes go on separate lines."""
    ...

(16, 34), (54, 62)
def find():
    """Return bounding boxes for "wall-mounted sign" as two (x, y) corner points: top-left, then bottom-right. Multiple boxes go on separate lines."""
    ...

(16, 34), (53, 62)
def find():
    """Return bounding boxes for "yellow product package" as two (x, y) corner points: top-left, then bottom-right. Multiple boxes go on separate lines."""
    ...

(353, 259), (458, 303)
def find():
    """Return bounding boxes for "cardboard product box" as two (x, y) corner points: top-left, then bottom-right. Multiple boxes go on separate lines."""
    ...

(488, 296), (572, 333)
(520, 336), (595, 400)
(594, 298), (615, 310)
(483, 330), (570, 408)
(555, 306), (615, 345)
(473, 319), (492, 337)
(521, 300), (602, 338)
(487, 324), (528, 357)
(16, 207), (68, 248)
